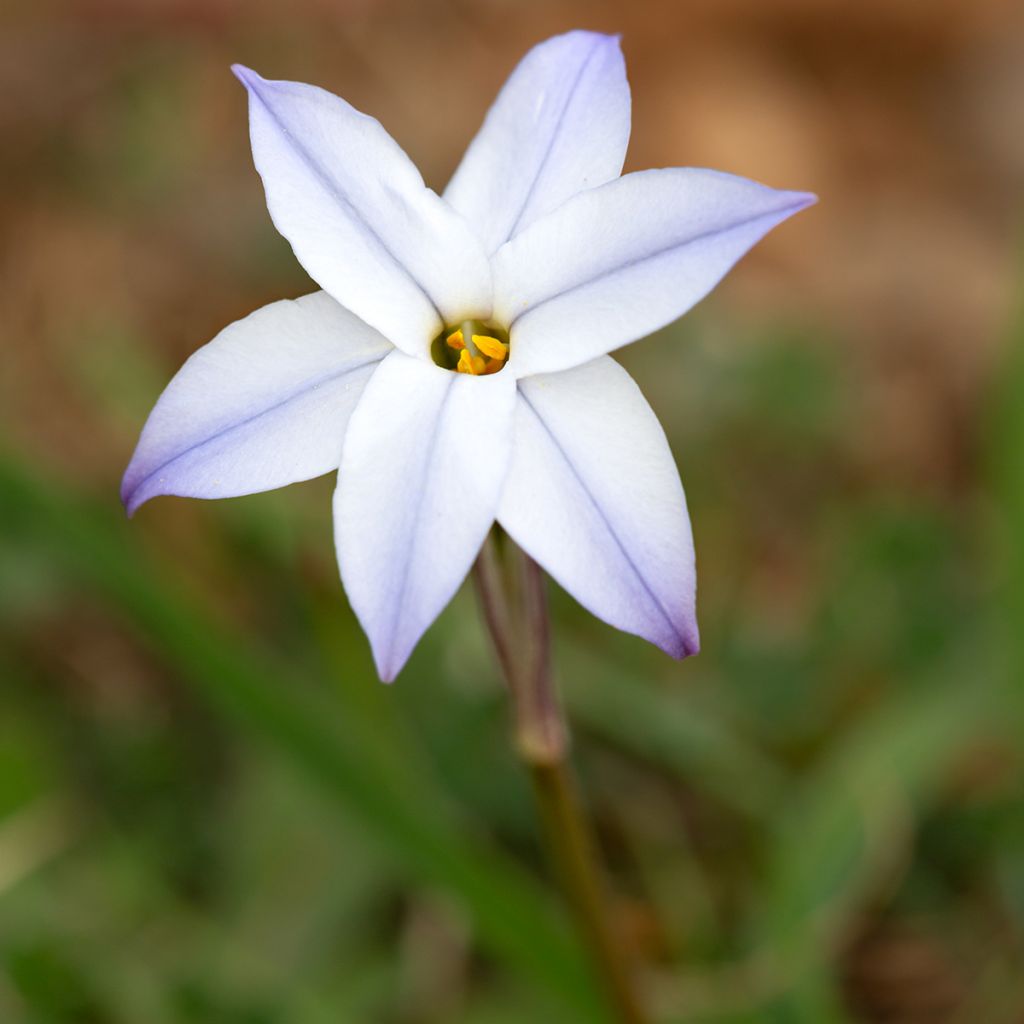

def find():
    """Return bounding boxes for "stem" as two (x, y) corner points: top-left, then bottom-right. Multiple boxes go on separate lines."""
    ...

(473, 534), (649, 1024)
(529, 761), (646, 1024)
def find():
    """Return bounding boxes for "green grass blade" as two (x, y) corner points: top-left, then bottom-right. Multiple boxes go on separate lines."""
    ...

(0, 453), (605, 1021)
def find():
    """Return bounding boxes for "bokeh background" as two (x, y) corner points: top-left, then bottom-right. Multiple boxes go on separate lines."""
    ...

(2, 0), (1024, 1021)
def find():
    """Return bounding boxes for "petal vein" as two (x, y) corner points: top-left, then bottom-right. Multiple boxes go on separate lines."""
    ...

(517, 388), (689, 651)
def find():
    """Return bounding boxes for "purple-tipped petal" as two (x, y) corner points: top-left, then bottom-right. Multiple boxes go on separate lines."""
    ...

(493, 168), (816, 377)
(333, 351), (517, 681)
(122, 291), (390, 515)
(234, 65), (492, 357)
(498, 357), (698, 658)
(445, 30), (630, 254)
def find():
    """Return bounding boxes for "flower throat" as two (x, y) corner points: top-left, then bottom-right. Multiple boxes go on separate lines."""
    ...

(431, 320), (509, 375)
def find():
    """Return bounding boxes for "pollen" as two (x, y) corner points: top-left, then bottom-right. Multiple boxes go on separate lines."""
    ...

(472, 334), (508, 361)
(432, 320), (510, 375)
(457, 349), (487, 375)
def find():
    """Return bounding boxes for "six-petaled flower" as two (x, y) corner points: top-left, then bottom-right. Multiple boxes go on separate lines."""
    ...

(122, 30), (815, 681)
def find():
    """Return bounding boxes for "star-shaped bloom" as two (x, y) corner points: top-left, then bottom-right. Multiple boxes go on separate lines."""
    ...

(122, 31), (815, 681)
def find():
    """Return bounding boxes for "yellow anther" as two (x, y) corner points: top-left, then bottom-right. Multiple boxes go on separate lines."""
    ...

(472, 334), (509, 361)
(457, 349), (486, 375)
(436, 322), (509, 375)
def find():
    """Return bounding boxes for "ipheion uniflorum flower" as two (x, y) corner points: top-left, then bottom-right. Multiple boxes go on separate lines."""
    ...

(122, 31), (816, 681)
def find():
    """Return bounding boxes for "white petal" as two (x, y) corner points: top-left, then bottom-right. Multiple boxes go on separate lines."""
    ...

(444, 31), (630, 254)
(494, 169), (816, 377)
(235, 66), (492, 356)
(498, 357), (698, 657)
(122, 292), (389, 515)
(334, 352), (516, 681)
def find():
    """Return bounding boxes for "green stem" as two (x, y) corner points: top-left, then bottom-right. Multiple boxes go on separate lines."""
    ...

(473, 533), (650, 1024)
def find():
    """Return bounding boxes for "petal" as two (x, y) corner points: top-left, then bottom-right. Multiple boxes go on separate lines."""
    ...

(333, 351), (516, 681)
(122, 291), (389, 515)
(498, 357), (698, 658)
(493, 169), (816, 377)
(444, 31), (630, 254)
(234, 66), (492, 357)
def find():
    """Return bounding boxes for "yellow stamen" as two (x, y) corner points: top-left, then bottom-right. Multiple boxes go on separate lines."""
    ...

(436, 322), (509, 375)
(472, 334), (509, 361)
(457, 349), (486, 375)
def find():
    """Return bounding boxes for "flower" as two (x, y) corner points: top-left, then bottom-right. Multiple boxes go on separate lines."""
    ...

(122, 30), (815, 681)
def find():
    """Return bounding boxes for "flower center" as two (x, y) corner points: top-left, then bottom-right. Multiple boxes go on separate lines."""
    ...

(430, 320), (510, 376)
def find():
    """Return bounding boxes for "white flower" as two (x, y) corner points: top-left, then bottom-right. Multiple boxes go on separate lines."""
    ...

(122, 31), (815, 681)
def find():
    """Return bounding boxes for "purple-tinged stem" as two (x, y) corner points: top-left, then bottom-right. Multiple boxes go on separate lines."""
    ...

(473, 532), (649, 1024)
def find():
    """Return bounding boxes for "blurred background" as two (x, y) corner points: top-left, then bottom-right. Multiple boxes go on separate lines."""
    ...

(2, 0), (1023, 1021)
